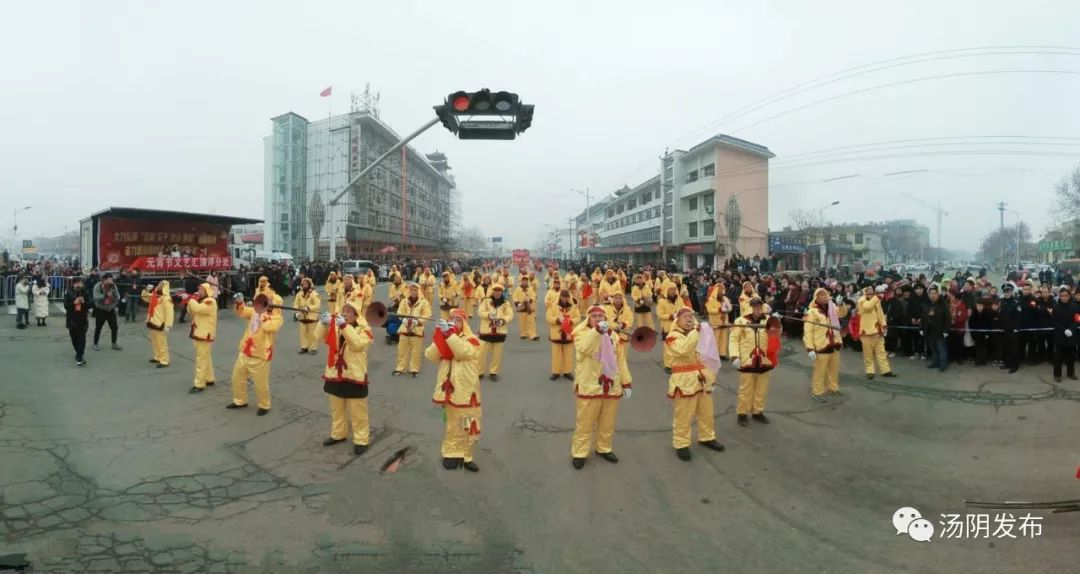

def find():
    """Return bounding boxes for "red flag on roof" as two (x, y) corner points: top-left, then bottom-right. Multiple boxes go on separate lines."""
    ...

(320, 86), (332, 97)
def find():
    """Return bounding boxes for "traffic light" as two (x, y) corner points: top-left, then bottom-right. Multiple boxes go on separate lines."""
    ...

(434, 89), (534, 140)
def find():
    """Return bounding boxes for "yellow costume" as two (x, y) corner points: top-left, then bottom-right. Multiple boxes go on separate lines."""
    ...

(631, 279), (654, 330)
(729, 312), (774, 418)
(186, 283), (217, 390)
(325, 273), (343, 314)
(598, 273), (622, 304)
(230, 298), (283, 412)
(656, 290), (682, 368)
(293, 280), (322, 353)
(546, 296), (581, 377)
(255, 276), (284, 317)
(315, 301), (374, 451)
(704, 287), (732, 359)
(803, 289), (842, 396)
(426, 315), (482, 467)
(477, 287), (514, 378)
(605, 298), (634, 386)
(437, 273), (459, 320)
(857, 293), (892, 376)
(395, 290), (431, 376)
(665, 321), (719, 451)
(461, 275), (477, 319)
(419, 271), (437, 305)
(570, 318), (626, 462)
(142, 280), (174, 367)
(511, 282), (538, 340)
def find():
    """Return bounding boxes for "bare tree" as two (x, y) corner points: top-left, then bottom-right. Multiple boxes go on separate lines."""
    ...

(456, 227), (490, 254)
(1051, 164), (1080, 224)
(788, 208), (820, 232)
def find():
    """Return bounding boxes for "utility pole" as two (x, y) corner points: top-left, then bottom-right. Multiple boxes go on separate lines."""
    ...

(997, 201), (1006, 271)
(568, 216), (575, 261)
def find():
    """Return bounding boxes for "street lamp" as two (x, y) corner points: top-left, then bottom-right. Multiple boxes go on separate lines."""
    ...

(818, 200), (839, 268)
(570, 188), (591, 262)
(12, 205), (31, 252)
(1005, 208), (1022, 269)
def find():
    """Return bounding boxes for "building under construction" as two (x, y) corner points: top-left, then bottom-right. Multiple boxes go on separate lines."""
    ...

(263, 110), (460, 260)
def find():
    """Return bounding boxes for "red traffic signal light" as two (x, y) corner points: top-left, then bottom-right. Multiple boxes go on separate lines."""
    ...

(435, 89), (534, 140)
(450, 92), (470, 112)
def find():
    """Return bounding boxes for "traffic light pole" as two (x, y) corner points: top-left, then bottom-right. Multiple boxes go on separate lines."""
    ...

(328, 117), (441, 262)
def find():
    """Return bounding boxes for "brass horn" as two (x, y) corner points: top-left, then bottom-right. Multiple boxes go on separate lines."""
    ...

(627, 326), (658, 352)
(365, 301), (426, 328)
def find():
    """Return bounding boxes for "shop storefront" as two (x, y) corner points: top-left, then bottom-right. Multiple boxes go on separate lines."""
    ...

(1039, 238), (1075, 264)
(768, 234), (808, 271)
(681, 243), (716, 270)
(594, 244), (663, 265)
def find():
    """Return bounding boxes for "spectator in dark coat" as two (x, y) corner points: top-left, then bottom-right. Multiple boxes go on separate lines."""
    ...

(65, 277), (90, 366)
(1051, 287), (1080, 382)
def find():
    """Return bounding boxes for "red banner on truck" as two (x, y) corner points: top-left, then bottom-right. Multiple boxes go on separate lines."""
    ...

(97, 216), (232, 271)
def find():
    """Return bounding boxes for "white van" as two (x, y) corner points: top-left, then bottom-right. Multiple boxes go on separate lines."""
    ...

(341, 259), (378, 279)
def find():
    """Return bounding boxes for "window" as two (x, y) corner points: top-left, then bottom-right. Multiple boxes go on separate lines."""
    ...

(616, 204), (624, 214)
(703, 163), (715, 177)
(688, 222), (698, 237)
(607, 208), (614, 218)
(628, 198), (637, 209)
(838, 234), (847, 242)
(655, 189), (661, 200)
(855, 233), (864, 244)
(704, 220), (715, 236)
(685, 170), (698, 183)
(688, 197), (698, 211)
(704, 195), (714, 211)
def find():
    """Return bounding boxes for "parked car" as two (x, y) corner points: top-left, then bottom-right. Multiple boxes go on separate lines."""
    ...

(341, 259), (379, 280)
(905, 262), (930, 274)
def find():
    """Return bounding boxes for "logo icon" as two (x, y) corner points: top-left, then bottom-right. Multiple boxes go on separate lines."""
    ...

(893, 506), (934, 542)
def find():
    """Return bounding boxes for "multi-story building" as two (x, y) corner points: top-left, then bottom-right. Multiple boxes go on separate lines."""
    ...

(574, 197), (611, 263)
(263, 111), (457, 260)
(874, 219), (930, 263)
(665, 135), (774, 269)
(594, 177), (663, 264)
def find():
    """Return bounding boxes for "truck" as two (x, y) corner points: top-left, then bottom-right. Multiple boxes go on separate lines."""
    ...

(80, 207), (262, 279)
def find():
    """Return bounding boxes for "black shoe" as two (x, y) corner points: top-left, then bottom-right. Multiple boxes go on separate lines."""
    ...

(1069, 374), (1078, 381)
(76, 359), (87, 366)
(664, 367), (673, 374)
(811, 393), (828, 403)
(881, 372), (897, 378)
(549, 374), (559, 381)
(156, 363), (168, 369)
(865, 374), (874, 380)
(572, 457), (586, 469)
(998, 364), (1009, 369)
(257, 408), (269, 416)
(188, 387), (203, 394)
(298, 348), (308, 354)
(149, 359), (159, 363)
(1055, 376), (1063, 382)
(737, 414), (749, 427)
(478, 374), (485, 380)
(226, 403), (247, 409)
(531, 337), (539, 341)
(205, 381), (215, 386)
(463, 461), (479, 472)
(490, 374), (499, 382)
(597, 452), (619, 463)
(410, 372), (418, 378)
(443, 457), (462, 469)
(752, 413), (770, 424)
(699, 440), (726, 452)
(353, 444), (368, 456)
(392, 370), (403, 376)
(111, 343), (122, 351)
(309, 350), (317, 355)
(1008, 367), (1018, 374)
(676, 447), (692, 461)
(323, 437), (346, 446)
(563, 373), (574, 381)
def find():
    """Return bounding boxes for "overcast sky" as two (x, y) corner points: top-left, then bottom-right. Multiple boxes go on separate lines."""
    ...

(3, 0), (1079, 254)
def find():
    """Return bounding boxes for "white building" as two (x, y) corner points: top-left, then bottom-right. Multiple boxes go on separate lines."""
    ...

(263, 111), (458, 260)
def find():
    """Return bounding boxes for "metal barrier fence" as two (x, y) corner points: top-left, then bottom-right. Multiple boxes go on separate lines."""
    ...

(1, 275), (75, 306)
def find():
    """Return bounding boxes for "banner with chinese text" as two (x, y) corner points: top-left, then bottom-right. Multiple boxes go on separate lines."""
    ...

(97, 217), (232, 271)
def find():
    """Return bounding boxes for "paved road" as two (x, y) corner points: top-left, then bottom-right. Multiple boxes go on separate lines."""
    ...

(1, 284), (1078, 573)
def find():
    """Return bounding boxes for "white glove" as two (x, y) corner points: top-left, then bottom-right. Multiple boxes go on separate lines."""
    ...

(164, 325), (171, 332)
(233, 293), (244, 303)
(623, 388), (632, 399)
(597, 321), (609, 333)
(320, 312), (331, 325)
(488, 312), (497, 320)
(1067, 329), (1074, 338)
(919, 330), (924, 336)
(808, 351), (817, 361)
(436, 319), (452, 334)
(731, 359), (741, 370)
(335, 315), (347, 328)
(772, 312), (781, 319)
(943, 333), (949, 339)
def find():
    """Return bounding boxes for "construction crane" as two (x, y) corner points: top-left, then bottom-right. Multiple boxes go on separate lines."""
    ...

(902, 192), (949, 257)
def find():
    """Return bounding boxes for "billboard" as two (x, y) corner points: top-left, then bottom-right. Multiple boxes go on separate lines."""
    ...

(97, 216), (233, 271)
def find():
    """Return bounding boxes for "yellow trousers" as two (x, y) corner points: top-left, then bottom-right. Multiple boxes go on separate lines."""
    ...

(672, 392), (716, 448)
(518, 312), (537, 338)
(230, 354), (271, 410)
(550, 342), (573, 375)
(396, 335), (423, 373)
(422, 288), (434, 306)
(150, 329), (169, 365)
(811, 351), (840, 396)
(634, 311), (654, 331)
(299, 322), (318, 351)
(861, 334), (891, 374)
(442, 406), (482, 462)
(193, 340), (214, 388)
(328, 395), (369, 445)
(478, 341), (504, 375)
(736, 372), (771, 415)
(661, 321), (674, 367)
(464, 298), (477, 319)
(572, 398), (620, 457)
(714, 326), (730, 358)
(616, 341), (632, 385)
(327, 298), (340, 315)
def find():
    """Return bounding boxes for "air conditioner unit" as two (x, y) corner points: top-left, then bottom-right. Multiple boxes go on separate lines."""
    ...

(704, 206), (714, 214)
